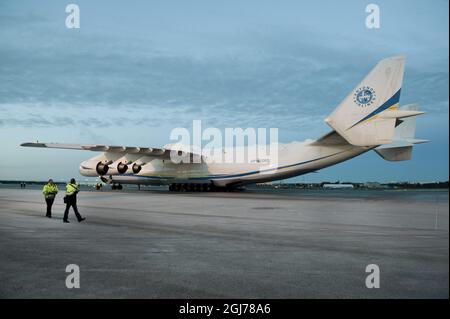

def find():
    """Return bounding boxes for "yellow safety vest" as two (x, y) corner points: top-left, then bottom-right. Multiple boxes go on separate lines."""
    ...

(66, 183), (79, 196)
(42, 183), (59, 199)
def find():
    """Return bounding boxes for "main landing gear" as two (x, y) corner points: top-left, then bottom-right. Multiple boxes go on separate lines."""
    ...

(111, 183), (123, 190)
(168, 183), (211, 192)
(168, 183), (242, 192)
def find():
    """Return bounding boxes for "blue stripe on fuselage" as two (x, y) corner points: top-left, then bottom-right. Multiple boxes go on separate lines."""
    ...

(118, 149), (348, 181)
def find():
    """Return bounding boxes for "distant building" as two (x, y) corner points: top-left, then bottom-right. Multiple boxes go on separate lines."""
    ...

(322, 183), (354, 189)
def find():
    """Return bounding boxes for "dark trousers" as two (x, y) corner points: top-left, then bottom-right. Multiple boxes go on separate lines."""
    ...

(45, 198), (55, 217)
(63, 202), (82, 221)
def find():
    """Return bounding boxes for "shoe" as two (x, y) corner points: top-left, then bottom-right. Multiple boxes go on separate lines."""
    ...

(78, 217), (86, 223)
(63, 220), (70, 223)
(46, 215), (52, 218)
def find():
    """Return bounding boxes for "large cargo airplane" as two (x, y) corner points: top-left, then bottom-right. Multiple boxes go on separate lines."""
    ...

(22, 56), (427, 191)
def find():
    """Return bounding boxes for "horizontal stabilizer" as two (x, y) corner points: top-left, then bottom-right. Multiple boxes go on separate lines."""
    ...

(375, 146), (413, 161)
(380, 110), (425, 119)
(373, 103), (428, 161)
(407, 138), (429, 144)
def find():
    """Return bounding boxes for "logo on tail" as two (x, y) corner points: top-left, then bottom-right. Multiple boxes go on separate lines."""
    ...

(354, 86), (376, 107)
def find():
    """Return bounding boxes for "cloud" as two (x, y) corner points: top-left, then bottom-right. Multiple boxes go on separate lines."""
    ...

(0, 1), (448, 129)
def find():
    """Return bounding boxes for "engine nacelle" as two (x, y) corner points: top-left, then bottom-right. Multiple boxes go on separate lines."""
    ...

(80, 153), (121, 177)
(132, 163), (142, 174)
(117, 162), (128, 174)
(96, 162), (109, 175)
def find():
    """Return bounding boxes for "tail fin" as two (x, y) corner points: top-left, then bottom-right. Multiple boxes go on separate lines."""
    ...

(325, 56), (420, 146)
(374, 103), (429, 161)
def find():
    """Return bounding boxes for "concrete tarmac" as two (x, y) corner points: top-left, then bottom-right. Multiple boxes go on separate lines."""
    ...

(0, 188), (448, 298)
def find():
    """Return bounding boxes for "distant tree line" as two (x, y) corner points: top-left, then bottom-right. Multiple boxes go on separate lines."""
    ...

(384, 181), (449, 189)
(254, 181), (449, 189)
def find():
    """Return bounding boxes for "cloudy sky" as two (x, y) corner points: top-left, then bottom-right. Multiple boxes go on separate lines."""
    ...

(0, 0), (448, 182)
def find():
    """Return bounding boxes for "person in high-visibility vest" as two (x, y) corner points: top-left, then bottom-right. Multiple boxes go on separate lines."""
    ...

(63, 178), (85, 223)
(42, 179), (59, 218)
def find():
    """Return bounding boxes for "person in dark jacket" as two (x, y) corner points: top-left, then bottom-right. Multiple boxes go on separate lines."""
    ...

(63, 178), (85, 223)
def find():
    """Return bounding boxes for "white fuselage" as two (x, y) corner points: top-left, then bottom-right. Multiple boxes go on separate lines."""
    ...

(81, 140), (370, 187)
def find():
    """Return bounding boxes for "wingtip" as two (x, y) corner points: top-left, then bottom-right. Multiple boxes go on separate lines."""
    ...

(387, 54), (407, 61)
(378, 55), (407, 66)
(20, 142), (33, 147)
(20, 142), (47, 147)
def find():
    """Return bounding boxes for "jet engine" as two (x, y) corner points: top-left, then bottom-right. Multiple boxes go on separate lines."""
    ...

(132, 163), (142, 173)
(117, 162), (128, 174)
(96, 162), (109, 175)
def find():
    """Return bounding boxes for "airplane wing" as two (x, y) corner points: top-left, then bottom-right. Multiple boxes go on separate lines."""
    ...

(20, 142), (199, 159)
